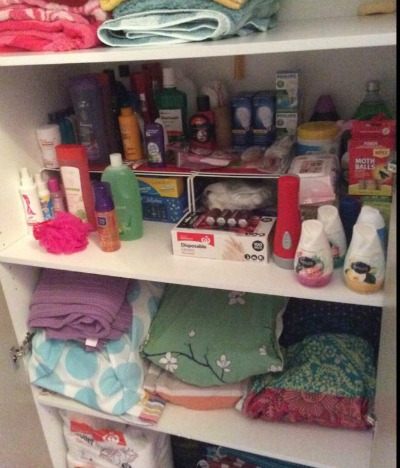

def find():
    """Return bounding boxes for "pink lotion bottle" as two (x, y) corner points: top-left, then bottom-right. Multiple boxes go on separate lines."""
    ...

(48, 176), (66, 214)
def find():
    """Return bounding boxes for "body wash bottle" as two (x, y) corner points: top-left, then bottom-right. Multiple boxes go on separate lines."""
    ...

(101, 153), (143, 240)
(56, 144), (96, 229)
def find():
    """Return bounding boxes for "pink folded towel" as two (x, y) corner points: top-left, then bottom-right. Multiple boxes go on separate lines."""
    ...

(0, 0), (108, 51)
(0, 18), (101, 51)
(28, 269), (132, 349)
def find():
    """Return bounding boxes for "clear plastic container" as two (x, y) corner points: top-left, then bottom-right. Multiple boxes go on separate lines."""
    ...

(296, 121), (339, 156)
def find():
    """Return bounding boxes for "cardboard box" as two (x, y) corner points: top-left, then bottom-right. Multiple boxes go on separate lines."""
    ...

(251, 90), (276, 147)
(231, 92), (254, 150)
(137, 176), (185, 198)
(137, 176), (188, 223)
(348, 138), (394, 196)
(276, 70), (301, 112)
(171, 212), (275, 262)
(348, 119), (395, 196)
(141, 193), (187, 223)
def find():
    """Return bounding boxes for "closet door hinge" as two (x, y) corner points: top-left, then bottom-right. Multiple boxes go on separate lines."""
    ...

(10, 332), (34, 369)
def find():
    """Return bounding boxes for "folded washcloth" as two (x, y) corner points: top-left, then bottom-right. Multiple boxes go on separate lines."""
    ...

(0, 0), (108, 51)
(28, 269), (132, 348)
(97, 0), (279, 47)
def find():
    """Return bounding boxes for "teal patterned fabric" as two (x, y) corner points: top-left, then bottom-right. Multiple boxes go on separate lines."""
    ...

(251, 333), (376, 398)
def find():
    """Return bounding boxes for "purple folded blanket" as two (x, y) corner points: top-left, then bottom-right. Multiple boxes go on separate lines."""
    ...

(28, 269), (132, 348)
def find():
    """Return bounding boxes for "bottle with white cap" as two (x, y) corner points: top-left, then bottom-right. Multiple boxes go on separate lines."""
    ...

(343, 223), (385, 294)
(294, 219), (333, 288)
(155, 67), (188, 142)
(36, 123), (61, 169)
(19, 167), (44, 229)
(356, 205), (387, 255)
(101, 152), (143, 241)
(317, 204), (347, 268)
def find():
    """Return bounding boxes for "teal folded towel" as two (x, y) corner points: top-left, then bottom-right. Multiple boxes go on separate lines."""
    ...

(97, 0), (280, 47)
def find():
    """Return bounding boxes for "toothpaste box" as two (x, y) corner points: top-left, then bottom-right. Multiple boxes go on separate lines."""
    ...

(171, 212), (275, 262)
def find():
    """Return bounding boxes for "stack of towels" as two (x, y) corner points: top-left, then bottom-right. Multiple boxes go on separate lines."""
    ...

(0, 0), (109, 52)
(28, 268), (132, 350)
(97, 0), (280, 47)
(28, 272), (169, 424)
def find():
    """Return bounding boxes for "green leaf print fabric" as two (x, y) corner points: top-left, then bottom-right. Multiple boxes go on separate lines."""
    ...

(141, 284), (287, 387)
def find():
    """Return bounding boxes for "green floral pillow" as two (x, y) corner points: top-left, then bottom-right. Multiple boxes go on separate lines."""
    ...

(141, 284), (287, 387)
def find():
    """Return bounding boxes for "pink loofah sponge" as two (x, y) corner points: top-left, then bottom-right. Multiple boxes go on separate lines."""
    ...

(33, 211), (92, 254)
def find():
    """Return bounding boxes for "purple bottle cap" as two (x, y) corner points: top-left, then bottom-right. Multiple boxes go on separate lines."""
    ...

(93, 181), (115, 213)
(315, 95), (336, 114)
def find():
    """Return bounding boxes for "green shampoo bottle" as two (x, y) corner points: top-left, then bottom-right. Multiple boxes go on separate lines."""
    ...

(101, 152), (143, 240)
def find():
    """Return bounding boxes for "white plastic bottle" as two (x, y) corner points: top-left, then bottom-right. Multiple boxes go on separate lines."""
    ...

(294, 219), (333, 287)
(317, 204), (347, 268)
(19, 167), (44, 228)
(343, 223), (385, 294)
(34, 173), (54, 220)
(356, 205), (387, 255)
(36, 124), (61, 169)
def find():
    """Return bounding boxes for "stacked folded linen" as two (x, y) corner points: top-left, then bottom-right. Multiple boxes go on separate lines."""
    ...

(28, 269), (132, 350)
(97, 0), (280, 47)
(0, 0), (109, 52)
(28, 279), (168, 423)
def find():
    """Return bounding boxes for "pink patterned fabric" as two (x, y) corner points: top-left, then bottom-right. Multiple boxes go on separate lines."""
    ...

(241, 388), (373, 430)
(0, 0), (108, 51)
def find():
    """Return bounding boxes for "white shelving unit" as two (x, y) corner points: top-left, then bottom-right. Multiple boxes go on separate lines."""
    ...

(0, 1), (396, 467)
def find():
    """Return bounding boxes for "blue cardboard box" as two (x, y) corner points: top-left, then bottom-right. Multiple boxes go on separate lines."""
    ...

(137, 176), (188, 223)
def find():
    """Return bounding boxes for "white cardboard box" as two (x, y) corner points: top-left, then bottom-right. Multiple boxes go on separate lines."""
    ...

(171, 212), (275, 263)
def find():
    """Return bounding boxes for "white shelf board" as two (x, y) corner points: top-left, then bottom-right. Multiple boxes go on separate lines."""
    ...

(0, 14), (395, 67)
(0, 222), (384, 307)
(37, 391), (373, 468)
